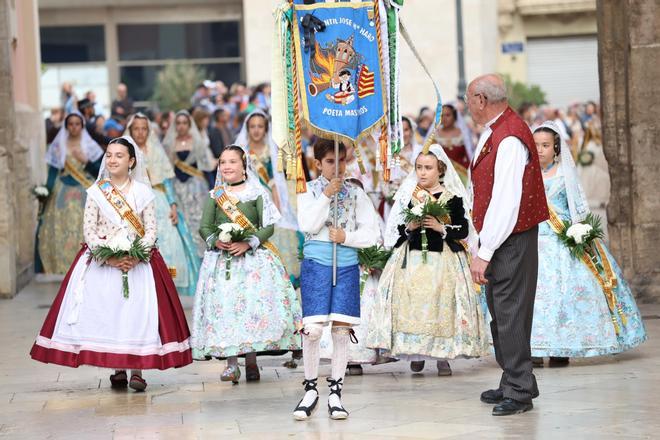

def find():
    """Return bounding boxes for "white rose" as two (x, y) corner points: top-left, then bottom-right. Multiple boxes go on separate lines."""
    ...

(411, 204), (424, 217)
(218, 231), (232, 243)
(566, 223), (592, 244)
(109, 233), (133, 251)
(34, 186), (49, 197)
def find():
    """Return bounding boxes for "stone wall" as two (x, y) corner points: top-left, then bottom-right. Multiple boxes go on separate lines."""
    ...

(0, 0), (20, 297)
(0, 0), (42, 298)
(597, 0), (660, 301)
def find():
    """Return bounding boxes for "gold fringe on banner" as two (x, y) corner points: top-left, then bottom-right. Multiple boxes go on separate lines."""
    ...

(290, 26), (307, 194)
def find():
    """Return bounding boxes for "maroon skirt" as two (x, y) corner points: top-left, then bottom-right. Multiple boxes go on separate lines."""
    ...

(30, 245), (193, 370)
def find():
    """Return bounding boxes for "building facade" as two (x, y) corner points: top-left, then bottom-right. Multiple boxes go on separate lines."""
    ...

(497, 0), (599, 108)
(38, 0), (500, 116)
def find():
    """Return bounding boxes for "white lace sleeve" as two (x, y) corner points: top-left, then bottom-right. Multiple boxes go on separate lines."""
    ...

(83, 197), (104, 250)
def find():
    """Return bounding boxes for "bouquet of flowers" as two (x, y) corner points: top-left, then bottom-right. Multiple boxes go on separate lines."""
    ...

(217, 222), (254, 280)
(32, 185), (50, 217)
(557, 213), (605, 267)
(90, 234), (152, 298)
(403, 194), (450, 263)
(357, 245), (392, 294)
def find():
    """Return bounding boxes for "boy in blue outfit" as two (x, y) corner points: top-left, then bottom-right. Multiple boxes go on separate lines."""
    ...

(293, 139), (380, 421)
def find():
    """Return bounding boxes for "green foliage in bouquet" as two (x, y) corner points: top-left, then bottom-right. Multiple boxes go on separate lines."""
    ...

(90, 238), (152, 262)
(403, 200), (450, 224)
(358, 245), (392, 272)
(557, 213), (605, 260)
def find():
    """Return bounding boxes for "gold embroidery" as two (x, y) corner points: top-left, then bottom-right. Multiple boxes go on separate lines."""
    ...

(63, 159), (94, 188)
(174, 159), (205, 180)
(212, 187), (282, 260)
(97, 179), (145, 238)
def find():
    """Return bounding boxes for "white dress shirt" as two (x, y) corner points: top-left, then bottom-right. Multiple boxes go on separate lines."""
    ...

(297, 177), (381, 249)
(470, 111), (529, 262)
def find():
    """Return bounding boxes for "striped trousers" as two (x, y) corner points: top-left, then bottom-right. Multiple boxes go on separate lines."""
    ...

(484, 226), (540, 403)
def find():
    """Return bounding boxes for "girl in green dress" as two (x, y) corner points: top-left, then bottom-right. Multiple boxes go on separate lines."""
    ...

(191, 146), (302, 383)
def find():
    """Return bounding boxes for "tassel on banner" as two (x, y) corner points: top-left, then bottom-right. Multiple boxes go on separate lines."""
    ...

(296, 148), (307, 193)
(354, 142), (367, 175)
(379, 122), (390, 182)
(277, 148), (285, 174)
(288, 153), (296, 181)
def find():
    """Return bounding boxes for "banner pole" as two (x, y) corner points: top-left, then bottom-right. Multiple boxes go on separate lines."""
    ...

(332, 136), (339, 287)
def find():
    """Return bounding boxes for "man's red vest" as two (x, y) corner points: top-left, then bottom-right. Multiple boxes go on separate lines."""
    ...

(470, 107), (549, 234)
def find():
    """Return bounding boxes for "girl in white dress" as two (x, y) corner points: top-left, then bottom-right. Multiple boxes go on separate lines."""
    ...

(31, 136), (192, 392)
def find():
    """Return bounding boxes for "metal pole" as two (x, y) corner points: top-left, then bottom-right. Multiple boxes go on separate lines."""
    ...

(332, 137), (339, 286)
(456, 0), (466, 98)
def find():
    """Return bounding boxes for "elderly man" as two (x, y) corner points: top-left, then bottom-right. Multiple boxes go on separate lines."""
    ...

(466, 74), (548, 416)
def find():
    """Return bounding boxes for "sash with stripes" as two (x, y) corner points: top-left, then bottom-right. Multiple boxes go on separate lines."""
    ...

(211, 186), (281, 259)
(64, 159), (94, 188)
(174, 159), (206, 180)
(546, 204), (625, 334)
(97, 179), (145, 238)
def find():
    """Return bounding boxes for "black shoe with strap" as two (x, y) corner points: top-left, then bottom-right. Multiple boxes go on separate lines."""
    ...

(492, 398), (533, 416)
(480, 388), (504, 404)
(293, 378), (319, 421)
(327, 378), (349, 420)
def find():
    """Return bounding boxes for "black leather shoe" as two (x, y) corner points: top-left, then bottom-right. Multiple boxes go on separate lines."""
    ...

(492, 398), (533, 416)
(480, 388), (504, 404)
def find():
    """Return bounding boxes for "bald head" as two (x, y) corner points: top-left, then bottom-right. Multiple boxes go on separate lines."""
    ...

(466, 73), (509, 125)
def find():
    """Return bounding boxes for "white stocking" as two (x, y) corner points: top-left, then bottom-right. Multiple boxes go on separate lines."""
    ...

(329, 325), (351, 409)
(299, 323), (324, 408)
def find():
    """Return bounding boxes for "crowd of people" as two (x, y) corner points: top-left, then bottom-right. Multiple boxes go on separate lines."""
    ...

(31, 73), (645, 419)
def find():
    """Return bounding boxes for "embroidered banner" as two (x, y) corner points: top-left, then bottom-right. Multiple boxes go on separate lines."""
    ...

(292, 1), (386, 142)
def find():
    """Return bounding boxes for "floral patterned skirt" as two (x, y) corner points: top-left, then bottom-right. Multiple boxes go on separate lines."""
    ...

(531, 229), (647, 357)
(367, 245), (490, 359)
(191, 248), (303, 359)
(37, 180), (86, 275)
(173, 177), (207, 257)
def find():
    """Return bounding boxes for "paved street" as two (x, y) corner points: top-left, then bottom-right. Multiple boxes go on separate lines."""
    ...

(0, 281), (658, 439)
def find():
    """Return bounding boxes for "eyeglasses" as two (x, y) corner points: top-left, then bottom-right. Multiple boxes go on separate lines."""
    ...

(462, 93), (486, 102)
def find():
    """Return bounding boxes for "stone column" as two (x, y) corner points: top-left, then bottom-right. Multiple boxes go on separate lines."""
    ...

(0, 0), (19, 297)
(597, 0), (660, 301)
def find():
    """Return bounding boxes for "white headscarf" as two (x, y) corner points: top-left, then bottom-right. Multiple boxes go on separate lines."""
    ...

(162, 110), (210, 170)
(124, 113), (176, 185)
(534, 121), (590, 224)
(45, 111), (103, 169)
(212, 145), (282, 228)
(401, 115), (422, 160)
(234, 109), (298, 231)
(87, 136), (155, 226)
(384, 143), (478, 253)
